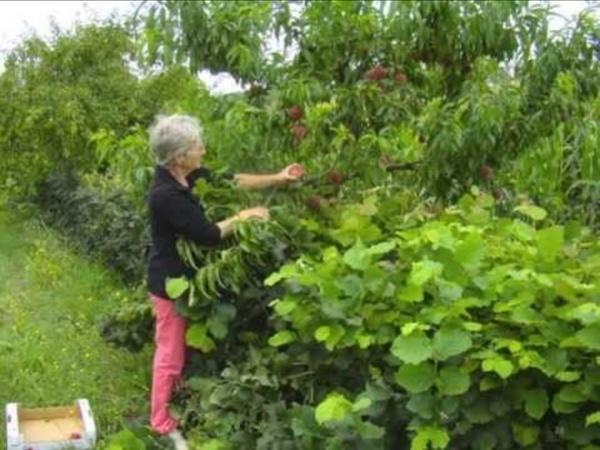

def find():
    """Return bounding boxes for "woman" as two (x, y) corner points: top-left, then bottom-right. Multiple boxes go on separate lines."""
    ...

(146, 114), (302, 449)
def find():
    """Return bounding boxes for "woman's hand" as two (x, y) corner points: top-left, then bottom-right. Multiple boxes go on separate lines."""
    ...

(217, 207), (269, 238)
(238, 206), (270, 221)
(278, 163), (305, 183)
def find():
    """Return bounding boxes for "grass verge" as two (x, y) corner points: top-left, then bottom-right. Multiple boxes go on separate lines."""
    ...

(0, 207), (153, 447)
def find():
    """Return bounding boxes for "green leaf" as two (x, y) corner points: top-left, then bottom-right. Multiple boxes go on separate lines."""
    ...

(512, 219), (536, 241)
(315, 326), (331, 342)
(471, 432), (497, 450)
(537, 226), (564, 260)
(433, 328), (472, 361)
(523, 388), (549, 420)
(557, 384), (587, 403)
(436, 279), (463, 301)
(106, 429), (146, 450)
(397, 283), (424, 302)
(343, 238), (370, 271)
(391, 334), (432, 364)
(552, 396), (581, 414)
(395, 363), (435, 393)
(356, 332), (374, 349)
(586, 411), (600, 427)
(512, 423), (539, 447)
(273, 298), (297, 315)
(199, 439), (230, 450)
(437, 366), (470, 396)
(556, 371), (581, 382)
(514, 205), (547, 221)
(315, 392), (353, 424)
(464, 399), (494, 424)
(264, 264), (298, 286)
(325, 325), (346, 351)
(166, 277), (189, 299)
(206, 315), (228, 340)
(482, 358), (514, 379)
(407, 393), (435, 419)
(356, 421), (385, 440)
(511, 305), (543, 324)
(358, 196), (379, 216)
(409, 260), (443, 286)
(366, 241), (396, 256)
(455, 235), (485, 269)
(352, 397), (372, 412)
(441, 396), (461, 416)
(568, 303), (600, 326)
(186, 324), (215, 353)
(464, 322), (483, 332)
(479, 375), (501, 392)
(577, 324), (600, 350)
(410, 425), (450, 450)
(365, 382), (392, 402)
(268, 330), (296, 347)
(337, 274), (363, 298)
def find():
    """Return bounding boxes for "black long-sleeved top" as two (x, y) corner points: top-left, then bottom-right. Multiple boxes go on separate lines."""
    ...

(147, 165), (223, 299)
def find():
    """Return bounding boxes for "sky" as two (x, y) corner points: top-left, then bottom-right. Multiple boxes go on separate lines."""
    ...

(0, 0), (596, 93)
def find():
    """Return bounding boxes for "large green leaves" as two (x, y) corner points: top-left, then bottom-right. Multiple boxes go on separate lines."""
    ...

(536, 226), (564, 261)
(166, 277), (189, 299)
(433, 327), (473, 361)
(186, 324), (216, 353)
(268, 330), (296, 347)
(576, 324), (600, 350)
(409, 260), (444, 286)
(395, 363), (436, 393)
(514, 205), (547, 221)
(391, 334), (433, 364)
(315, 392), (353, 424)
(343, 238), (396, 271)
(523, 388), (549, 420)
(437, 367), (470, 396)
(410, 425), (450, 450)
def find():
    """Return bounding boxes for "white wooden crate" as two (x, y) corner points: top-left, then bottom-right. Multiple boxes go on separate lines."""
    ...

(6, 399), (96, 450)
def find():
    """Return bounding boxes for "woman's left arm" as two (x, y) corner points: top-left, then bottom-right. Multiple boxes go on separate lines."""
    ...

(234, 164), (303, 190)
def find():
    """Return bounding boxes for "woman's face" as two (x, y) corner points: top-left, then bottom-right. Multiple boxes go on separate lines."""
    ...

(179, 139), (206, 173)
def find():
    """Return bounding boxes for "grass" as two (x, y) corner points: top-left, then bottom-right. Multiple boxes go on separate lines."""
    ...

(0, 207), (154, 447)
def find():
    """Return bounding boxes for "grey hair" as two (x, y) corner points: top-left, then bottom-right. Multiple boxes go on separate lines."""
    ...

(149, 114), (204, 166)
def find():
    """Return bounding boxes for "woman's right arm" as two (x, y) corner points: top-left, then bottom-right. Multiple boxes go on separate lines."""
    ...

(217, 207), (270, 239)
(155, 192), (269, 245)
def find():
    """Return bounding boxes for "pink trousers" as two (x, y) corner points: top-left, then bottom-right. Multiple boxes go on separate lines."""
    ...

(149, 294), (186, 435)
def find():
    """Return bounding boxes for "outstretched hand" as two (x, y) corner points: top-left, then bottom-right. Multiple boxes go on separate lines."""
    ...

(238, 206), (270, 221)
(278, 163), (305, 183)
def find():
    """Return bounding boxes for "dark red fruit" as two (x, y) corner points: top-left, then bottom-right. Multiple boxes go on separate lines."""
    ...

(479, 165), (494, 181)
(325, 171), (342, 186)
(419, 135), (427, 144)
(394, 71), (407, 84)
(288, 164), (304, 178)
(286, 105), (303, 121)
(292, 125), (307, 142)
(305, 196), (322, 210)
(365, 65), (387, 81)
(493, 188), (504, 201)
(70, 432), (81, 440)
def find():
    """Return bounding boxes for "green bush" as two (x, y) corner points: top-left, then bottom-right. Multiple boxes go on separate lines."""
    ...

(174, 190), (600, 449)
(35, 170), (149, 283)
